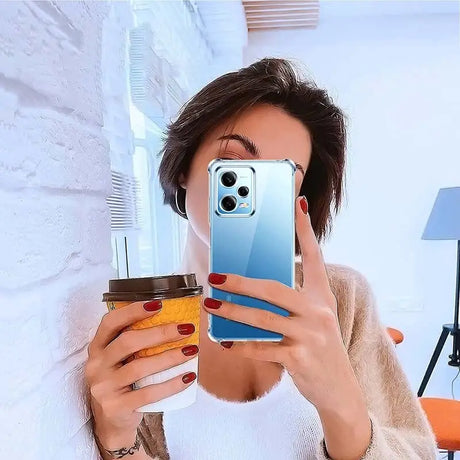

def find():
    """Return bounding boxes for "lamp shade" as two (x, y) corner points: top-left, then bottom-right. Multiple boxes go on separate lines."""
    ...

(422, 187), (460, 240)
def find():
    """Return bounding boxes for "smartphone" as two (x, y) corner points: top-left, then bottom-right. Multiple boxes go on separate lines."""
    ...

(207, 158), (296, 343)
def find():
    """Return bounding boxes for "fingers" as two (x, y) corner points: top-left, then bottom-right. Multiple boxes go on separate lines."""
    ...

(207, 273), (302, 315)
(92, 371), (197, 418)
(114, 345), (199, 389)
(104, 322), (196, 367)
(295, 196), (329, 290)
(89, 300), (163, 354)
(122, 372), (197, 412)
(202, 297), (296, 337)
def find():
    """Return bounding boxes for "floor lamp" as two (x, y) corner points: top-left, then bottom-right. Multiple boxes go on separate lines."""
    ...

(418, 186), (460, 397)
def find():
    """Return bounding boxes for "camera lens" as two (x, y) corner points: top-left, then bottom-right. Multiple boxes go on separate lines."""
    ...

(221, 171), (237, 187)
(238, 186), (249, 197)
(220, 195), (237, 212)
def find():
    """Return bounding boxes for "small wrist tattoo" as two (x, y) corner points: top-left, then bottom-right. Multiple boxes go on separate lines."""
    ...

(99, 432), (141, 459)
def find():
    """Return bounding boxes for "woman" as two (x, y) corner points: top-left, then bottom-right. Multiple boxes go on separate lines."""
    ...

(85, 58), (438, 459)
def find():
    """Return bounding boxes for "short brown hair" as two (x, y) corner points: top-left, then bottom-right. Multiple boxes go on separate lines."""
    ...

(158, 57), (348, 255)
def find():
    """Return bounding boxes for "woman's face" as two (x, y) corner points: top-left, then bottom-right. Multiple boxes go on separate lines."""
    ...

(179, 103), (313, 246)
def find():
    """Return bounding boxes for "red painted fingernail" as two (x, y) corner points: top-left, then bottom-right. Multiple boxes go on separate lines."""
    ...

(220, 341), (233, 349)
(182, 372), (197, 384)
(143, 300), (162, 311)
(204, 297), (222, 309)
(300, 196), (308, 214)
(182, 344), (199, 356)
(208, 273), (227, 284)
(178, 323), (195, 335)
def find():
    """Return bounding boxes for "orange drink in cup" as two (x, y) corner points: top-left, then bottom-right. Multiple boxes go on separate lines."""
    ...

(102, 273), (202, 412)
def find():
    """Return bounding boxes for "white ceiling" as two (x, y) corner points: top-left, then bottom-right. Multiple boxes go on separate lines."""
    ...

(196, 0), (459, 55)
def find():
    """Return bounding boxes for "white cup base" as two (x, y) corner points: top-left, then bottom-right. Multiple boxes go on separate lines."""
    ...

(134, 355), (198, 413)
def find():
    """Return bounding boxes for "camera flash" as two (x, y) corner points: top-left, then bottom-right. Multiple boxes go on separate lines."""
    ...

(239, 203), (249, 208)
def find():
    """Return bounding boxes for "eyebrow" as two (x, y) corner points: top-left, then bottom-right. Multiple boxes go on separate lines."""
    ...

(217, 133), (305, 175)
(217, 134), (260, 157)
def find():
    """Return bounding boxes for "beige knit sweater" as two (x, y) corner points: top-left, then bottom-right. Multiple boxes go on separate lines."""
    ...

(136, 263), (439, 459)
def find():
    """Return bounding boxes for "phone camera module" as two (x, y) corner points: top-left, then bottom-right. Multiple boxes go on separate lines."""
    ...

(220, 195), (237, 212)
(237, 186), (249, 197)
(221, 171), (237, 187)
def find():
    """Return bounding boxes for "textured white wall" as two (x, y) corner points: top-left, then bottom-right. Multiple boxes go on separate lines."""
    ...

(0, 2), (127, 458)
(244, 8), (460, 400)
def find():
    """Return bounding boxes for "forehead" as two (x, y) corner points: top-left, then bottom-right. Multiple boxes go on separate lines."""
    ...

(212, 104), (312, 162)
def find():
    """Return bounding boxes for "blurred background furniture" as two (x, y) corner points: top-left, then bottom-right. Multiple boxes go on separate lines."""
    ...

(386, 326), (404, 345)
(418, 187), (460, 398)
(419, 398), (460, 460)
(387, 326), (460, 459)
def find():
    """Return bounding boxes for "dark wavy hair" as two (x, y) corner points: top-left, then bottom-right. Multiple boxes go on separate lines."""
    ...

(157, 57), (348, 255)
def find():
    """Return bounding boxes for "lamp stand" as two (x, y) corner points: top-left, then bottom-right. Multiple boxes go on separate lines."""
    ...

(418, 239), (460, 397)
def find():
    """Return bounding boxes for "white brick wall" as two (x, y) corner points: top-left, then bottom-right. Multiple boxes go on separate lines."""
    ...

(0, 2), (129, 458)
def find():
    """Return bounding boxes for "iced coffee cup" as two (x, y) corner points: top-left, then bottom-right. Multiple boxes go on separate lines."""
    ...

(102, 273), (202, 412)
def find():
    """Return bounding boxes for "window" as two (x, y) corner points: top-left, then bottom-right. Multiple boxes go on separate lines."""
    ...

(106, 0), (212, 278)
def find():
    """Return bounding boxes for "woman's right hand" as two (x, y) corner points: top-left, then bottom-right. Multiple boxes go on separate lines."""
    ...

(84, 299), (199, 449)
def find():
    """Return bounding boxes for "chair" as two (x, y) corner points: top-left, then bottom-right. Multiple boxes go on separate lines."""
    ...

(386, 327), (404, 345)
(386, 326), (460, 459)
(418, 398), (460, 460)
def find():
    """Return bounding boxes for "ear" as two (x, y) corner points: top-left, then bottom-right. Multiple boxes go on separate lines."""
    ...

(178, 172), (187, 189)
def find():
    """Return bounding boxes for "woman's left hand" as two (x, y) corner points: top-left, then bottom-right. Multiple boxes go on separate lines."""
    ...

(203, 195), (360, 412)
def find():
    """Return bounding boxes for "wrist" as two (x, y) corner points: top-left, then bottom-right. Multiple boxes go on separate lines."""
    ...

(94, 424), (139, 451)
(317, 400), (372, 460)
(317, 384), (367, 418)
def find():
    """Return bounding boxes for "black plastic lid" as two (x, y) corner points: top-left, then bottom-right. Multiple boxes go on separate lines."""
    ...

(102, 273), (203, 302)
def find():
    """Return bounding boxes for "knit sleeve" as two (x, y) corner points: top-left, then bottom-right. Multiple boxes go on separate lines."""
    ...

(137, 413), (170, 460)
(316, 268), (438, 460)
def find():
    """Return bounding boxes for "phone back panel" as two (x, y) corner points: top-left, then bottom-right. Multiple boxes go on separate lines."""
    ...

(208, 158), (296, 342)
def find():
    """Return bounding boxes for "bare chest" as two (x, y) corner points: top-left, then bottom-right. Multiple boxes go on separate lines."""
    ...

(197, 344), (284, 402)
